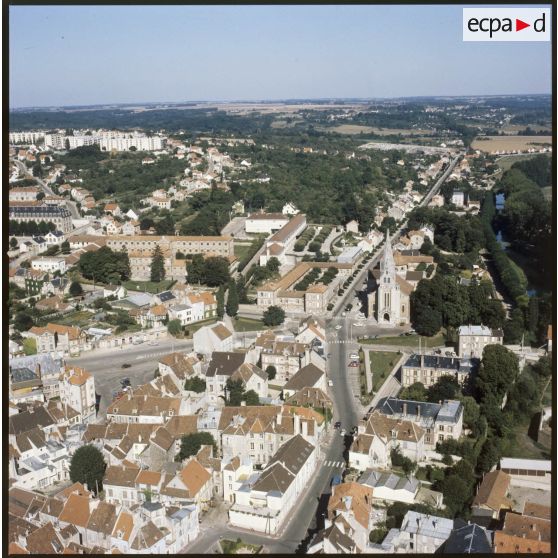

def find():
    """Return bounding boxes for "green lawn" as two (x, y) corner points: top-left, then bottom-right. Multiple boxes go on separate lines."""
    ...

(233, 316), (267, 332)
(360, 332), (446, 348)
(369, 350), (400, 391)
(501, 419), (551, 460)
(234, 242), (253, 261)
(123, 279), (176, 294)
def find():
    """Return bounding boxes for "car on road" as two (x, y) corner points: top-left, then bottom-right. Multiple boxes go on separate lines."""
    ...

(348, 361), (359, 367)
(445, 351), (453, 356)
(405, 332), (413, 336)
(335, 325), (342, 330)
(328, 380), (334, 387)
(121, 378), (131, 387)
(353, 322), (364, 327)
(334, 421), (341, 429)
(349, 353), (359, 360)
(341, 312), (346, 317)
(148, 340), (159, 346)
(121, 363), (131, 369)
(340, 429), (346, 436)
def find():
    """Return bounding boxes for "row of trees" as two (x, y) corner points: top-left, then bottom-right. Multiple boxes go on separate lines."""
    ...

(9, 220), (57, 236)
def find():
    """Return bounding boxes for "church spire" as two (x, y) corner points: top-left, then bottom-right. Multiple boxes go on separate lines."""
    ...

(380, 230), (395, 275)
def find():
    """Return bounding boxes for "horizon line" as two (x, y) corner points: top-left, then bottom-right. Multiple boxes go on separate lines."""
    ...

(9, 92), (552, 111)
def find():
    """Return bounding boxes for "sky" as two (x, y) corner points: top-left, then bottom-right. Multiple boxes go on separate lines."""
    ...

(9, 5), (553, 108)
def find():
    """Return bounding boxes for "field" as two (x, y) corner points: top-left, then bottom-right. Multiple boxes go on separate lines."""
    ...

(501, 124), (552, 135)
(359, 332), (446, 348)
(472, 135), (552, 154)
(495, 151), (552, 171)
(321, 124), (435, 136)
(123, 279), (176, 294)
(369, 350), (399, 391)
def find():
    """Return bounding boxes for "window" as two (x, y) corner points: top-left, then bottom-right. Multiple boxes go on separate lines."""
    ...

(439, 425), (444, 431)
(250, 443), (254, 450)
(439, 435), (444, 441)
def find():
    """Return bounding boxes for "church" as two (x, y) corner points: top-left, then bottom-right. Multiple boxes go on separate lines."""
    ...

(367, 232), (435, 326)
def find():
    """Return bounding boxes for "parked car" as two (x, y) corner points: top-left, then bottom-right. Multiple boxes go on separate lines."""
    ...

(328, 379), (334, 387)
(335, 324), (342, 330)
(121, 363), (131, 369)
(349, 353), (359, 360)
(334, 421), (342, 429)
(121, 377), (131, 387)
(340, 429), (346, 436)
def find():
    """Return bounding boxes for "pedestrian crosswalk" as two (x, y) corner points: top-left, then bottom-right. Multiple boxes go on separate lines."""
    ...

(323, 460), (345, 468)
(328, 340), (356, 345)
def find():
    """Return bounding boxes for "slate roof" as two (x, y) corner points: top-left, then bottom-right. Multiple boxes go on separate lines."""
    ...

(443, 520), (493, 554)
(205, 352), (246, 377)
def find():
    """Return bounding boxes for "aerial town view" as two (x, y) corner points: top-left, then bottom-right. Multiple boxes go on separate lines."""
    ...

(5, 4), (554, 556)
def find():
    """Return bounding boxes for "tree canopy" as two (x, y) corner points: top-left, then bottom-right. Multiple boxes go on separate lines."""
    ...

(69, 445), (106, 495)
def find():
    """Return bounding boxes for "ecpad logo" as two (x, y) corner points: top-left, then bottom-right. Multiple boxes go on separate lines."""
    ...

(463, 8), (550, 42)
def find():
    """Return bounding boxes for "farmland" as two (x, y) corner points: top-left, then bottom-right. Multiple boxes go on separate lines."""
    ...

(471, 135), (552, 154)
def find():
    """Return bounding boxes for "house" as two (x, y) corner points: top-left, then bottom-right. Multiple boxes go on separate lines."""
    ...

(384, 511), (454, 553)
(106, 394), (185, 424)
(229, 435), (317, 535)
(256, 331), (309, 385)
(58, 366), (96, 424)
(451, 191), (465, 207)
(219, 405), (324, 466)
(283, 363), (326, 398)
(245, 212), (289, 235)
(282, 202), (299, 215)
(472, 470), (512, 520)
(286, 387), (333, 410)
(204, 351), (248, 403)
(139, 304), (168, 328)
(400, 354), (477, 388)
(31, 256), (67, 275)
(359, 469), (419, 504)
(499, 457), (551, 488)
(374, 397), (464, 447)
(27, 323), (88, 355)
(193, 322), (233, 355)
(344, 220), (359, 234)
(158, 352), (202, 382)
(162, 458), (213, 510)
(44, 230), (66, 246)
(349, 411), (426, 471)
(458, 325), (504, 358)
(326, 481), (378, 552)
(230, 362), (269, 400)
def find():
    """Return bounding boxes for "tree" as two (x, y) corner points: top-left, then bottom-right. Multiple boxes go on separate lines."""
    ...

(226, 280), (239, 317)
(14, 311), (34, 331)
(477, 436), (502, 474)
(69, 281), (84, 297)
(390, 447), (416, 475)
(64, 138), (71, 150)
(215, 285), (225, 318)
(150, 245), (165, 282)
(177, 432), (217, 461)
(9, 237), (18, 249)
(266, 257), (280, 274)
(167, 319), (182, 337)
(203, 256), (230, 287)
(427, 376), (460, 403)
(61, 240), (71, 254)
(184, 377), (206, 393)
(244, 390), (260, 406)
(78, 246), (130, 283)
(263, 305), (285, 326)
(438, 475), (470, 517)
(265, 365), (277, 381)
(477, 345), (519, 418)
(69, 445), (106, 494)
(226, 379), (245, 406)
(399, 382), (427, 402)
